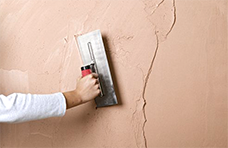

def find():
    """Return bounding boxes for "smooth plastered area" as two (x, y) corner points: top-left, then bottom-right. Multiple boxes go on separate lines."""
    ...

(0, 0), (227, 148)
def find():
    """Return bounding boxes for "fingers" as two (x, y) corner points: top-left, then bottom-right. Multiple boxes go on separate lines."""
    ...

(96, 89), (101, 95)
(94, 84), (99, 89)
(92, 79), (97, 85)
(82, 73), (98, 79)
(95, 79), (99, 84)
(91, 73), (98, 78)
(81, 73), (100, 92)
(94, 86), (101, 95)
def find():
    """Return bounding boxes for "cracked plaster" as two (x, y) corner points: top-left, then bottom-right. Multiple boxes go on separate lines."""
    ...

(145, 0), (227, 147)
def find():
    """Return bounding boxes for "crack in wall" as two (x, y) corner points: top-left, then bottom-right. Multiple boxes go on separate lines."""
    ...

(150, 0), (165, 15)
(142, 31), (159, 148)
(165, 0), (177, 38)
(141, 0), (177, 147)
(29, 132), (53, 139)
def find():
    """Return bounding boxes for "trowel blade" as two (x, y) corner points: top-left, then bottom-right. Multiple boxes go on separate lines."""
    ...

(77, 30), (118, 107)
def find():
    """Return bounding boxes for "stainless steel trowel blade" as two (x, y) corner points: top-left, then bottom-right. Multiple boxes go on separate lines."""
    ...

(77, 30), (118, 107)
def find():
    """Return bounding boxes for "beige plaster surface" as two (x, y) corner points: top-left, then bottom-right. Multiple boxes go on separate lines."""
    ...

(145, 0), (227, 147)
(0, 0), (227, 148)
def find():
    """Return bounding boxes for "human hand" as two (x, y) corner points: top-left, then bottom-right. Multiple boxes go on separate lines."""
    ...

(63, 73), (100, 109)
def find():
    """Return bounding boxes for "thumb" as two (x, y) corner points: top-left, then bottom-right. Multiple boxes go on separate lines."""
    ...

(77, 76), (82, 82)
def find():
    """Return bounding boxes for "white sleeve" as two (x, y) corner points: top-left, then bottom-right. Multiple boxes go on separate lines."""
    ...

(0, 92), (66, 123)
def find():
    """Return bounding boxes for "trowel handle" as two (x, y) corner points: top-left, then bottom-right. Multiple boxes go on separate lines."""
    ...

(81, 64), (104, 97)
(81, 65), (92, 77)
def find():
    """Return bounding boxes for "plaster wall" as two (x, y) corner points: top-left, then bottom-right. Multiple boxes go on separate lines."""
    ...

(0, 0), (227, 147)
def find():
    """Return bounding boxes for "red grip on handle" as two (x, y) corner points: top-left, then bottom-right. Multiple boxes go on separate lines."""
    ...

(81, 65), (92, 77)
(82, 69), (92, 77)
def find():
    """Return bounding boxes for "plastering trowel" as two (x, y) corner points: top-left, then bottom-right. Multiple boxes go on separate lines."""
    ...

(77, 30), (118, 108)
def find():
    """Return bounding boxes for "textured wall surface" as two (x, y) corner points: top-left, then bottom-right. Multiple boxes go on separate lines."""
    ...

(0, 0), (227, 148)
(145, 0), (227, 147)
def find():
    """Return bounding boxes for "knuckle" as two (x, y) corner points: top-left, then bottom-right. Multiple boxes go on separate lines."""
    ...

(97, 89), (101, 94)
(92, 79), (96, 84)
(96, 79), (99, 83)
(89, 74), (93, 78)
(93, 73), (98, 78)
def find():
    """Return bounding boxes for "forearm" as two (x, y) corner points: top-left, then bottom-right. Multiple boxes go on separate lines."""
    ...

(0, 73), (100, 123)
(63, 91), (82, 109)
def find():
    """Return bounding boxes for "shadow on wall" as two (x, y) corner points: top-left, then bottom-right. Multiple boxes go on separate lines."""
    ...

(102, 35), (122, 106)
